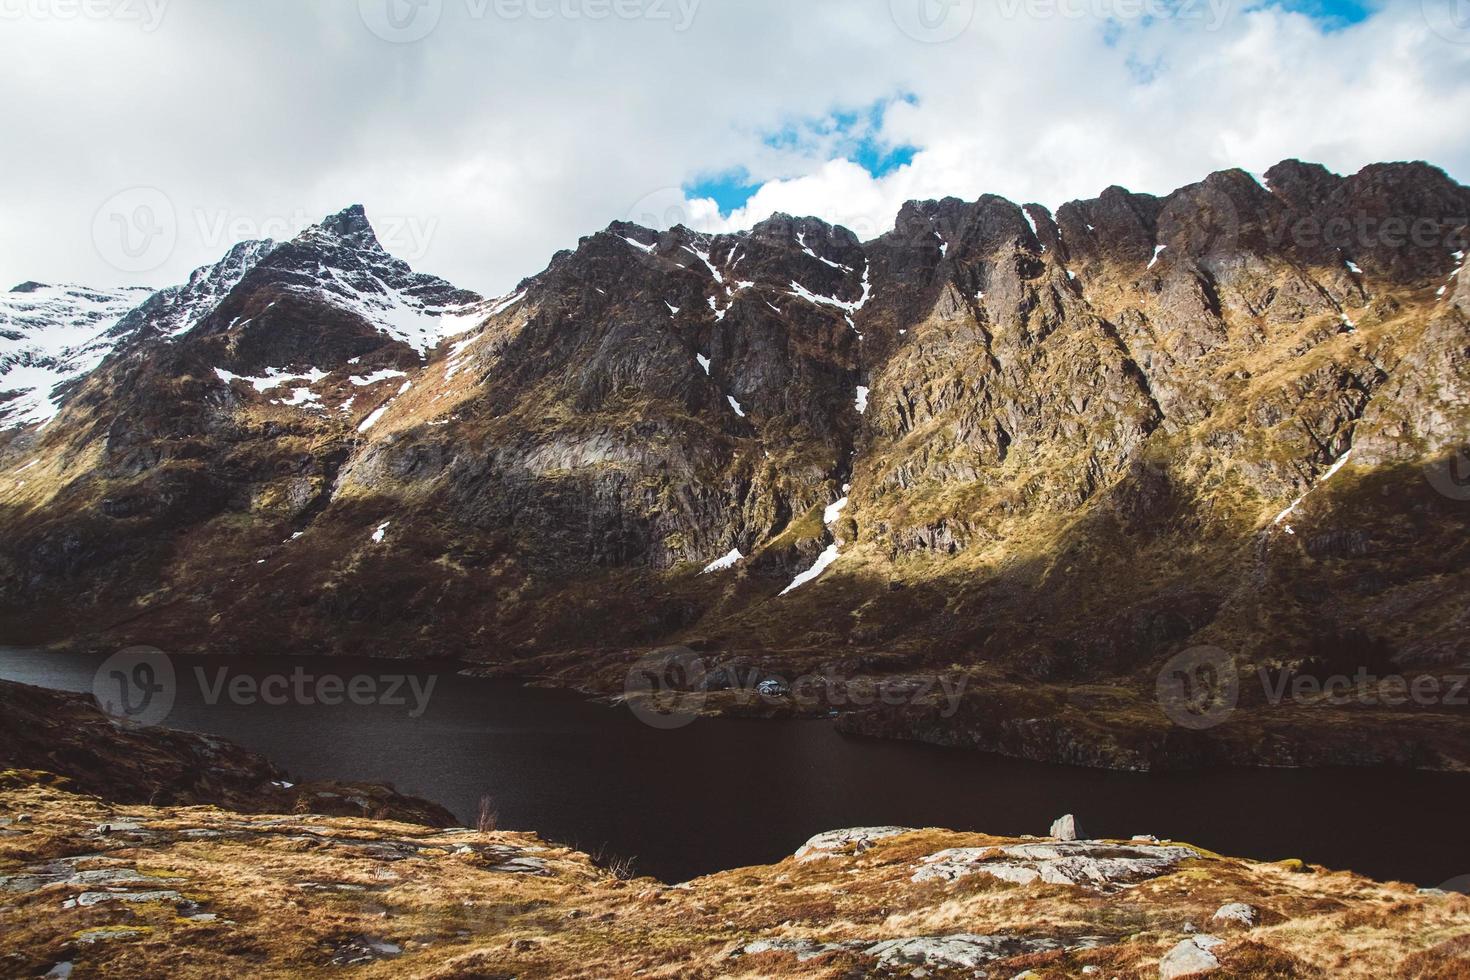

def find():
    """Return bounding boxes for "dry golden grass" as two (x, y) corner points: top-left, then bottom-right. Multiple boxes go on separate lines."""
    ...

(3, 781), (1469, 978)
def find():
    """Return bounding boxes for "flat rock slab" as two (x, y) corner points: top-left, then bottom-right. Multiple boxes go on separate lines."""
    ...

(736, 933), (1110, 970)
(794, 827), (914, 862)
(913, 841), (1201, 890)
(63, 889), (185, 909)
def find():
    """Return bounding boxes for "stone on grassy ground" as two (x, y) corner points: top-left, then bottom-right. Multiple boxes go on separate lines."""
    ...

(1212, 902), (1257, 926)
(1160, 935), (1224, 978)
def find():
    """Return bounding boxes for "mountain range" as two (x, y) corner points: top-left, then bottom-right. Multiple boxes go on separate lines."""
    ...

(3, 159), (1469, 771)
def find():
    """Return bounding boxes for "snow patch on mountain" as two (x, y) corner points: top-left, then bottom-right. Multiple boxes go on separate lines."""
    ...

(701, 548), (744, 574)
(349, 369), (408, 387)
(0, 282), (154, 428)
(215, 366), (329, 393)
(1273, 449), (1355, 535)
(797, 231), (854, 273)
(251, 207), (485, 356)
(147, 240), (279, 339)
(780, 544), (839, 596)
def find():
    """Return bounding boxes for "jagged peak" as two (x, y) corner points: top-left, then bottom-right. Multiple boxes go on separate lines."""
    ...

(10, 281), (48, 293)
(306, 204), (382, 250)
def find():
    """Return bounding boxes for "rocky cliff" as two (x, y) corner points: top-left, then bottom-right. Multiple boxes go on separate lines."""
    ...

(2, 160), (1469, 770)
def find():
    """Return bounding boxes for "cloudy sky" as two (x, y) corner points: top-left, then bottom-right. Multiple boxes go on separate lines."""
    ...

(2, 0), (1468, 298)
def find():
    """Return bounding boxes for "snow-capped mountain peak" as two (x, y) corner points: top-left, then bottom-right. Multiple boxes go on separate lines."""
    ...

(253, 205), (485, 354)
(306, 204), (382, 251)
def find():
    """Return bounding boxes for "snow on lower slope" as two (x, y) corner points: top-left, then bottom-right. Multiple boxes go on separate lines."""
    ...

(780, 544), (839, 596)
(1273, 449), (1354, 535)
(701, 548), (744, 574)
(0, 282), (154, 428)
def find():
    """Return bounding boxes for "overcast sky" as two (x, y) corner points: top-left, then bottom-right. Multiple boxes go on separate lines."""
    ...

(2, 0), (1468, 299)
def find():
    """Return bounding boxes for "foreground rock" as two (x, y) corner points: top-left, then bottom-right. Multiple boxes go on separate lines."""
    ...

(1051, 813), (1081, 841)
(0, 680), (456, 827)
(1159, 935), (1225, 978)
(1, 791), (1467, 978)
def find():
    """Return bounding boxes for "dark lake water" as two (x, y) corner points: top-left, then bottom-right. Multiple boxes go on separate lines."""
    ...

(3, 646), (1468, 887)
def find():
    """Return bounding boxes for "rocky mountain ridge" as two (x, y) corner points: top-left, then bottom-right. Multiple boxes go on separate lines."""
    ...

(2, 160), (1469, 771)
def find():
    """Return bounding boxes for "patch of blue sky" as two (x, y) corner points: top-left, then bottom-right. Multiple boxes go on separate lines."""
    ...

(685, 95), (920, 217)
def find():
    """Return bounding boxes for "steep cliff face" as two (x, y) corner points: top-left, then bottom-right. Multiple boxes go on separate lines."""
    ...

(2, 160), (1468, 769)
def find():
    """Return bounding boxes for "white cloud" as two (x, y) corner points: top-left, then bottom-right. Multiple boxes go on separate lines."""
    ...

(0, 1), (1466, 299)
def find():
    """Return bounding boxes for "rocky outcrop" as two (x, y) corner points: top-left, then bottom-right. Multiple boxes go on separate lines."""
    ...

(911, 839), (1204, 889)
(2, 160), (1469, 773)
(793, 826), (911, 861)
